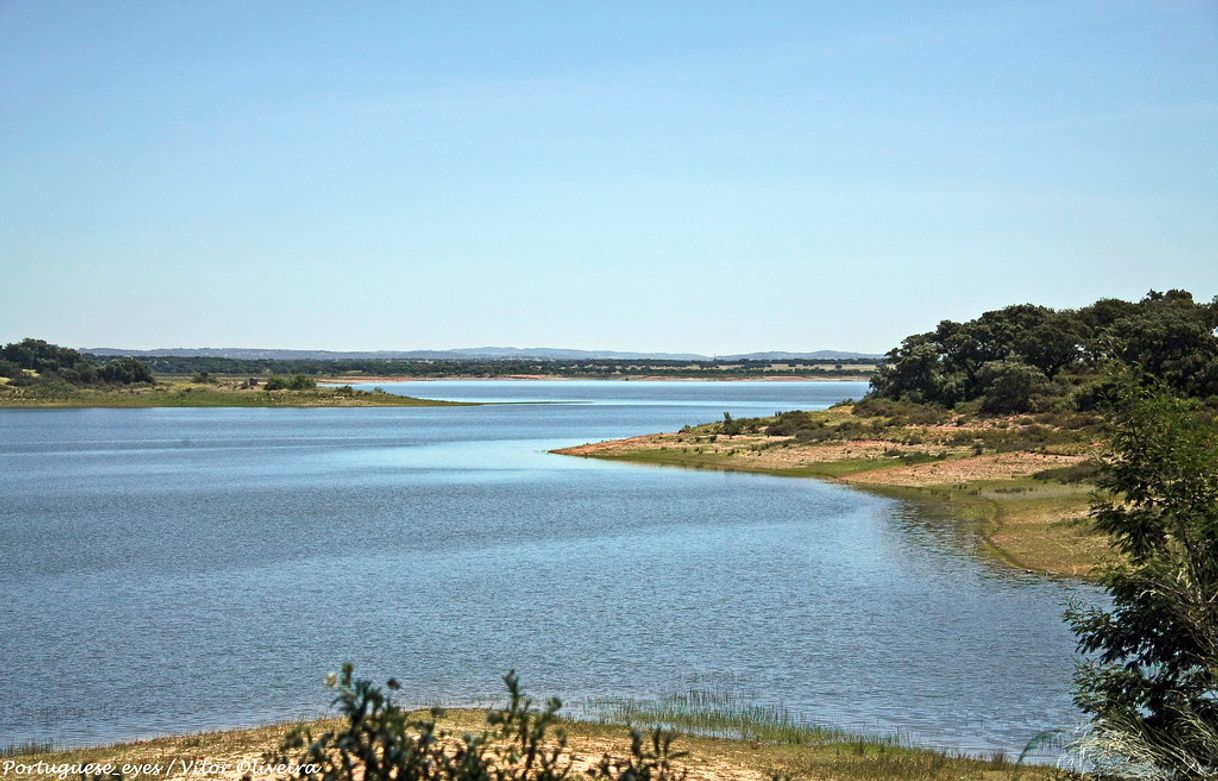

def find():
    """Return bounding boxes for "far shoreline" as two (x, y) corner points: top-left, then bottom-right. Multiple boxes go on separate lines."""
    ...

(324, 374), (874, 383)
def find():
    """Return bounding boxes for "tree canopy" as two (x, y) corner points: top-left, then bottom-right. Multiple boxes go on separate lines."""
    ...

(0, 338), (153, 386)
(870, 290), (1218, 412)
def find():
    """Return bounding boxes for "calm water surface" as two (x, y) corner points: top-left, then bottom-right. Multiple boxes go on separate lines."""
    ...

(0, 381), (1096, 755)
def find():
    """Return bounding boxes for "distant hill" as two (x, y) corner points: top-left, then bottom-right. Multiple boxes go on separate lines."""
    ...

(83, 346), (883, 362)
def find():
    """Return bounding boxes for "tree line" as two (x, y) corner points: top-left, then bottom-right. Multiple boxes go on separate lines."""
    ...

(91, 355), (877, 379)
(869, 289), (1218, 413)
(0, 338), (153, 386)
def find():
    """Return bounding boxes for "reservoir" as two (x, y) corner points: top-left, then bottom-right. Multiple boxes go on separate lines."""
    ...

(0, 381), (1097, 755)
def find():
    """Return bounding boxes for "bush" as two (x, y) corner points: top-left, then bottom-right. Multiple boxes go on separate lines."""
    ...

(764, 411), (812, 436)
(1031, 460), (1102, 484)
(271, 665), (690, 781)
(97, 357), (154, 385)
(265, 374), (316, 391)
(978, 360), (1048, 414)
(851, 397), (949, 425)
(1066, 377), (1218, 778)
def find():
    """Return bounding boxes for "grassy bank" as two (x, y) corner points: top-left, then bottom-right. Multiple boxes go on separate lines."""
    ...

(0, 378), (470, 408)
(3, 705), (1066, 781)
(554, 403), (1110, 578)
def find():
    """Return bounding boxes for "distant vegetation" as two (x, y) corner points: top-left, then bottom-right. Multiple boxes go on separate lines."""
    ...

(0, 339), (459, 407)
(263, 374), (317, 391)
(870, 290), (1218, 413)
(95, 354), (879, 380)
(0, 338), (154, 387)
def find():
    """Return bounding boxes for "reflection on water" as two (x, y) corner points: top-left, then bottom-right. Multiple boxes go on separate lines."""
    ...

(0, 381), (1096, 758)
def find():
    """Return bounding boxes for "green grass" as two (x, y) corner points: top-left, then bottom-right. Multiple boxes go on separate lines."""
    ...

(586, 689), (860, 746)
(581, 688), (1069, 780)
(1, 740), (54, 758)
(860, 479), (1103, 576)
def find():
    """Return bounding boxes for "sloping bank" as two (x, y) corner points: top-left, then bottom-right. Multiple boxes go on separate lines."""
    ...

(552, 404), (1110, 579)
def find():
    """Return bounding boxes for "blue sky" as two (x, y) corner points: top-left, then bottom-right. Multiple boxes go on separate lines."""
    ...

(2, 1), (1216, 354)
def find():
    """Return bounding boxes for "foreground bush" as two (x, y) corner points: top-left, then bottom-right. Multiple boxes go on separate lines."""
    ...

(1066, 377), (1218, 779)
(271, 664), (690, 781)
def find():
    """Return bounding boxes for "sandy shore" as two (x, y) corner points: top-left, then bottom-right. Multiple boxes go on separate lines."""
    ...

(4, 708), (1057, 781)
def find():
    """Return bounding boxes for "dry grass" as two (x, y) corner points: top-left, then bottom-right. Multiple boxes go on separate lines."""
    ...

(981, 487), (1108, 578)
(840, 452), (1085, 487)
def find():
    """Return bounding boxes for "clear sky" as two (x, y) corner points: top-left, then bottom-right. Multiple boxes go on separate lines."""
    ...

(2, 1), (1216, 355)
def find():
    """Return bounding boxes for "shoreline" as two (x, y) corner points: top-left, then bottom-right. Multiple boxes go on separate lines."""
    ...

(324, 374), (875, 383)
(551, 406), (1108, 579)
(4, 707), (1062, 781)
(0, 382), (473, 409)
(0, 376), (874, 408)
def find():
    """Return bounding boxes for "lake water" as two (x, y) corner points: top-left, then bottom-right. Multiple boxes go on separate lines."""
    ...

(0, 381), (1097, 756)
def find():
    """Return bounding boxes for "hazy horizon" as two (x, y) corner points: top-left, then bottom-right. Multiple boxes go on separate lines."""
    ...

(3, 2), (1216, 353)
(76, 344), (885, 359)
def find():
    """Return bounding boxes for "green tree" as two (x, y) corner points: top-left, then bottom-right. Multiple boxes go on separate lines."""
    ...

(97, 357), (154, 384)
(1066, 377), (1218, 778)
(869, 334), (954, 404)
(977, 360), (1048, 414)
(1, 338), (90, 375)
(266, 374), (317, 391)
(1104, 303), (1218, 398)
(1017, 311), (1087, 380)
(869, 290), (1218, 408)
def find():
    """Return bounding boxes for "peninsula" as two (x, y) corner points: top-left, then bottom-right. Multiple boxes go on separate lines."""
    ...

(0, 339), (464, 408)
(558, 290), (1218, 580)
(554, 401), (1105, 578)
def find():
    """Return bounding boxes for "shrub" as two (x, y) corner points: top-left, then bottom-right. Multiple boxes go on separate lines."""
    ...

(978, 360), (1049, 414)
(851, 397), (949, 425)
(272, 665), (689, 781)
(1031, 461), (1102, 484)
(265, 374), (316, 391)
(1066, 377), (1218, 778)
(765, 411), (816, 436)
(97, 357), (154, 385)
